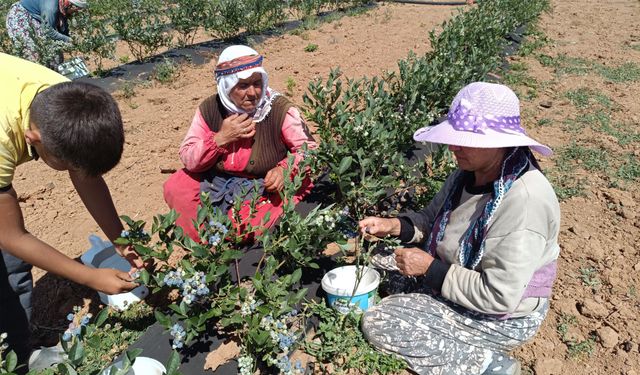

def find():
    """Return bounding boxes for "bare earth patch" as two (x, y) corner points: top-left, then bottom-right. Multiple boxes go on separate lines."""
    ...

(16, 1), (640, 373)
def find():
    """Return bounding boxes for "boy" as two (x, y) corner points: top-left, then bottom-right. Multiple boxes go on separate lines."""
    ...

(0, 53), (139, 369)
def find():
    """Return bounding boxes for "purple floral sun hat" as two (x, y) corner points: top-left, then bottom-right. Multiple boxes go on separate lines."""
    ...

(413, 82), (552, 156)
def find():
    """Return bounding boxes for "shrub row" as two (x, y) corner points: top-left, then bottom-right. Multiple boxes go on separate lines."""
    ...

(304, 0), (550, 219)
(0, 0), (371, 71)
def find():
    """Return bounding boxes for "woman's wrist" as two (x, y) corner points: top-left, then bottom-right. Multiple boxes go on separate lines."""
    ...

(390, 218), (402, 237)
(214, 133), (228, 147)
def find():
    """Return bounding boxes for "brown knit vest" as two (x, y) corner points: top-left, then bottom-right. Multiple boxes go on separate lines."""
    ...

(199, 94), (294, 177)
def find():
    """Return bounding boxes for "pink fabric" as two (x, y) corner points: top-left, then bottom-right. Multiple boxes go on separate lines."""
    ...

(163, 168), (313, 241)
(165, 105), (317, 241)
(163, 168), (203, 240)
(179, 106), (317, 174)
(521, 260), (557, 299)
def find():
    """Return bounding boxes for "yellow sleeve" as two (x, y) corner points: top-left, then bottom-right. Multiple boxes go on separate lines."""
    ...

(0, 138), (18, 188)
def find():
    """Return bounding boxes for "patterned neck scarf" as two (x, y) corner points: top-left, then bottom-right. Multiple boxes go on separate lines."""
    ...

(425, 147), (537, 269)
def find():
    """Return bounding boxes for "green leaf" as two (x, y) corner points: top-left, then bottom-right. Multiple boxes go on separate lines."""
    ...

(222, 249), (244, 261)
(57, 362), (78, 375)
(68, 340), (85, 365)
(133, 244), (151, 256)
(168, 304), (184, 317)
(113, 238), (129, 246)
(140, 268), (150, 285)
(338, 156), (353, 175)
(154, 310), (171, 326)
(94, 308), (110, 327)
(125, 348), (143, 364)
(290, 268), (302, 285)
(220, 313), (243, 327)
(120, 215), (135, 227)
(165, 350), (181, 374)
(4, 350), (17, 371)
(293, 288), (308, 303)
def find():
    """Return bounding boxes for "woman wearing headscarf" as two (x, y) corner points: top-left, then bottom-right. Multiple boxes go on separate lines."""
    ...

(359, 82), (560, 375)
(5, 0), (87, 69)
(164, 45), (317, 241)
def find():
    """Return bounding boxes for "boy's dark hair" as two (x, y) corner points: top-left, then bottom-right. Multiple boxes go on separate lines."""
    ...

(30, 81), (124, 176)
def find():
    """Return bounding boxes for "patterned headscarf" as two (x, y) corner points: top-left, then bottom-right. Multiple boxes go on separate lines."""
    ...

(58, 0), (87, 15)
(214, 45), (278, 123)
(425, 147), (538, 269)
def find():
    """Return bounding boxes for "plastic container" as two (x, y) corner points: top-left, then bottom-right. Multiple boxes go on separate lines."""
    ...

(80, 235), (148, 311)
(101, 356), (166, 375)
(321, 265), (380, 314)
(57, 57), (89, 80)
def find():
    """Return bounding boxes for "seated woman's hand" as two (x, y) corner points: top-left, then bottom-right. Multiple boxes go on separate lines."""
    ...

(395, 247), (434, 277)
(358, 216), (401, 238)
(264, 165), (285, 192)
(215, 113), (256, 146)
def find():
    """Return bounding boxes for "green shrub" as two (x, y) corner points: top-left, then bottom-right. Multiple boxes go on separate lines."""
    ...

(168, 0), (211, 46)
(110, 0), (171, 62)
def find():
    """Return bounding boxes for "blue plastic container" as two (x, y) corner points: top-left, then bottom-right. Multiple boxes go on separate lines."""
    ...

(321, 266), (380, 314)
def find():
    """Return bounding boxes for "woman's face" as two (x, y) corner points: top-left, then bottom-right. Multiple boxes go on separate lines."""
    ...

(448, 145), (506, 180)
(229, 72), (263, 113)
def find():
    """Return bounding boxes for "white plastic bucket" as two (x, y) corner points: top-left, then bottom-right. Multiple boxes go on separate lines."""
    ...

(80, 235), (149, 311)
(101, 356), (166, 375)
(321, 265), (380, 314)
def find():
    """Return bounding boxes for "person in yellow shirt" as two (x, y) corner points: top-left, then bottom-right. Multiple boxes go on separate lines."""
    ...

(0, 53), (139, 370)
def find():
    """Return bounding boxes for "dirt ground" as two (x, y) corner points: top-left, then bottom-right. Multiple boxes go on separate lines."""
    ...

(15, 0), (640, 374)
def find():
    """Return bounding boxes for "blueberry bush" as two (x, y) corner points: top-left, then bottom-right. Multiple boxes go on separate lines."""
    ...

(0, 0), (550, 373)
(0, 0), (377, 70)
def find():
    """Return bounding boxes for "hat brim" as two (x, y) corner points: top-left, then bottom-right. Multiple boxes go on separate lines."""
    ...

(413, 120), (553, 156)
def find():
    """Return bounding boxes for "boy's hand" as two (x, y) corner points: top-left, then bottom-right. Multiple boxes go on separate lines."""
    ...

(115, 244), (146, 269)
(86, 268), (138, 294)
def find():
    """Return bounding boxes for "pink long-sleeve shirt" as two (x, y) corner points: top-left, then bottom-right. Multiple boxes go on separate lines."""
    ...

(179, 106), (317, 175)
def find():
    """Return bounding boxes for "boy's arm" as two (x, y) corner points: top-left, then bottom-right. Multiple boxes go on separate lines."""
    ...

(0, 187), (136, 294)
(68, 171), (143, 268)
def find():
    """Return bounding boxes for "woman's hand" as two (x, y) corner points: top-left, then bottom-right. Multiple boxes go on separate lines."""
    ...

(264, 165), (285, 192)
(395, 247), (434, 277)
(358, 217), (401, 238)
(215, 113), (256, 146)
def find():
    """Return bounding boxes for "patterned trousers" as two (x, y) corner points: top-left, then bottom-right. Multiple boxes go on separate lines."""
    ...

(5, 2), (62, 70)
(362, 293), (547, 375)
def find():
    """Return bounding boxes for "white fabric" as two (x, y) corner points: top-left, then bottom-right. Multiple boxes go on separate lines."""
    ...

(215, 45), (270, 121)
(69, 0), (88, 8)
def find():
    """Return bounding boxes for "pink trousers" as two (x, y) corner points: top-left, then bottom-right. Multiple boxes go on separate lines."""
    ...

(163, 168), (313, 242)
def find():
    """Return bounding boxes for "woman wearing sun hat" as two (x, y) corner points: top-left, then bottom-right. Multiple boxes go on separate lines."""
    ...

(359, 82), (560, 375)
(163, 45), (317, 241)
(6, 0), (88, 69)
